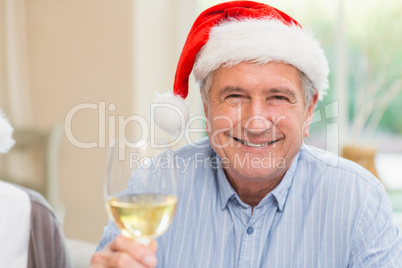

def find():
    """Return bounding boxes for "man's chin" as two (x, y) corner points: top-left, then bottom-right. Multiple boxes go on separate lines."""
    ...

(230, 165), (287, 180)
(228, 153), (287, 169)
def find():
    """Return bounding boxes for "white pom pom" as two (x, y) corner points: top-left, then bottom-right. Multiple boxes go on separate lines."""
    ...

(153, 92), (190, 137)
(0, 111), (15, 154)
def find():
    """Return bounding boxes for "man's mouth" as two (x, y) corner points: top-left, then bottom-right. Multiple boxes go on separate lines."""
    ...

(232, 137), (278, 147)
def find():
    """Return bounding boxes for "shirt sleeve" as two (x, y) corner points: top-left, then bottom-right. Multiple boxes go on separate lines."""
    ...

(96, 219), (121, 251)
(348, 183), (402, 267)
(26, 189), (72, 268)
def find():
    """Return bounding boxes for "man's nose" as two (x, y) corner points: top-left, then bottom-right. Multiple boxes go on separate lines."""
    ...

(242, 100), (272, 134)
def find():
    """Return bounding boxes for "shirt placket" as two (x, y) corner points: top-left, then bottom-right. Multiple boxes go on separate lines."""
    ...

(237, 197), (277, 268)
(237, 209), (262, 268)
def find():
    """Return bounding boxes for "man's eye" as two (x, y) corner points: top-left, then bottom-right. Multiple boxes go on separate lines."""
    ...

(226, 94), (244, 99)
(272, 96), (289, 101)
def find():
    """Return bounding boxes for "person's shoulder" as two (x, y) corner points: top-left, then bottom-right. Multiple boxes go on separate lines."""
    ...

(8, 183), (59, 223)
(22, 187), (55, 215)
(0, 181), (52, 211)
(174, 137), (213, 159)
(299, 144), (381, 188)
(0, 180), (29, 199)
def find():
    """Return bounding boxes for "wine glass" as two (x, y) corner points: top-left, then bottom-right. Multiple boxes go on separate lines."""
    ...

(104, 138), (178, 245)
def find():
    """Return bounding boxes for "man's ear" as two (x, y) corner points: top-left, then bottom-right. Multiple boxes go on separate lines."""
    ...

(203, 101), (209, 117)
(303, 92), (319, 137)
(203, 101), (210, 132)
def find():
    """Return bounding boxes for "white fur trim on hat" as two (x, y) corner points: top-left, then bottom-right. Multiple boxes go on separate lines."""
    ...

(153, 92), (190, 137)
(0, 111), (15, 154)
(194, 19), (329, 100)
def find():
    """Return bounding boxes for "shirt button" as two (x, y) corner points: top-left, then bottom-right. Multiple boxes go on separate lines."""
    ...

(247, 227), (254, 235)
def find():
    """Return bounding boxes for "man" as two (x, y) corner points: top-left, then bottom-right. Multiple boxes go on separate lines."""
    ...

(0, 111), (72, 268)
(92, 1), (402, 267)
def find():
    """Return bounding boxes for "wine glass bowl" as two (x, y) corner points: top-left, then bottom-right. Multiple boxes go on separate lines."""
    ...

(104, 139), (177, 243)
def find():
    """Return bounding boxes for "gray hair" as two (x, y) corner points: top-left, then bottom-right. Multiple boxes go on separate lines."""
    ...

(199, 66), (317, 107)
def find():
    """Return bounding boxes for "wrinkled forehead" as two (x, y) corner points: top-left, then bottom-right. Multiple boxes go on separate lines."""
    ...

(193, 18), (328, 101)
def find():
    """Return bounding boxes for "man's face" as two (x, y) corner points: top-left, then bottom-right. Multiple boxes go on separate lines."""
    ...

(203, 62), (317, 183)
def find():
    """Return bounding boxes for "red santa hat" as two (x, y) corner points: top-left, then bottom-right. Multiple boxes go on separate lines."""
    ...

(0, 111), (15, 154)
(154, 1), (329, 136)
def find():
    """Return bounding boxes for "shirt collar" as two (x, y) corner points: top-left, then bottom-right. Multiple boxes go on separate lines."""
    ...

(269, 152), (300, 212)
(215, 156), (236, 210)
(215, 151), (300, 211)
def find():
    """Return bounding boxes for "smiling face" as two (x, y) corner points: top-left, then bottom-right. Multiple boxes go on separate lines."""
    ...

(203, 62), (318, 184)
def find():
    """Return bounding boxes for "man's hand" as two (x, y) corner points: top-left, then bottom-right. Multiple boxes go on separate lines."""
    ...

(90, 235), (158, 268)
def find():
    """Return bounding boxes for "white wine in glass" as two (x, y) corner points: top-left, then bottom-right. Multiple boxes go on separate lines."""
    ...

(105, 139), (177, 244)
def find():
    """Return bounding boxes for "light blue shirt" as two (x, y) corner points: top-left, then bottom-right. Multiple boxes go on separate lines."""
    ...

(97, 138), (402, 267)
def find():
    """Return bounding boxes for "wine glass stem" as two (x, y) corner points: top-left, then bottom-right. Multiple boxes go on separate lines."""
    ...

(136, 237), (151, 246)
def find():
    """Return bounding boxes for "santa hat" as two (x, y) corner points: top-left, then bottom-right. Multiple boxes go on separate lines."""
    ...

(0, 111), (15, 154)
(154, 1), (329, 136)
